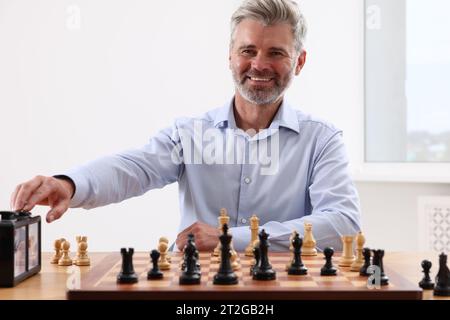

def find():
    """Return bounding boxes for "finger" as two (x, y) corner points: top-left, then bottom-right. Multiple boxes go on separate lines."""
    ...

(10, 184), (22, 210)
(46, 200), (69, 223)
(176, 237), (186, 251)
(176, 234), (187, 245)
(14, 177), (44, 211)
(23, 184), (53, 212)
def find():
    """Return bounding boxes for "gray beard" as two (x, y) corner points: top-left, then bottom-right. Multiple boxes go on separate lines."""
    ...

(232, 70), (294, 106)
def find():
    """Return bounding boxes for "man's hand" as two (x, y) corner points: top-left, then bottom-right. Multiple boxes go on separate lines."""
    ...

(10, 175), (74, 223)
(176, 222), (220, 251)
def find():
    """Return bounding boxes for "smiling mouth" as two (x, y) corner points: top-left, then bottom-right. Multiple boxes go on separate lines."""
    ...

(245, 76), (274, 83)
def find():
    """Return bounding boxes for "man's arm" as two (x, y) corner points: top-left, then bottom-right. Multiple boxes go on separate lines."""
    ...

(230, 131), (361, 251)
(65, 125), (183, 209)
(11, 124), (183, 222)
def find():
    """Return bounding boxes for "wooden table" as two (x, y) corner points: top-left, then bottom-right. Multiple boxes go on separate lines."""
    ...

(0, 252), (448, 300)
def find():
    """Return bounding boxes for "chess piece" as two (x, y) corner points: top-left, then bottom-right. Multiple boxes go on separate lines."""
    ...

(419, 260), (434, 290)
(213, 224), (238, 285)
(339, 235), (355, 267)
(158, 237), (171, 262)
(58, 240), (73, 266)
(189, 234), (201, 274)
(117, 248), (138, 284)
(74, 237), (90, 266)
(180, 237), (201, 284)
(158, 241), (171, 270)
(320, 247), (337, 276)
(245, 214), (259, 256)
(433, 253), (450, 296)
(288, 232), (308, 275)
(230, 244), (240, 271)
(359, 248), (372, 276)
(147, 250), (164, 280)
(301, 222), (317, 256)
(51, 238), (65, 264)
(213, 208), (230, 257)
(250, 240), (260, 276)
(253, 229), (276, 280)
(350, 232), (365, 271)
(372, 249), (389, 286)
(285, 231), (297, 271)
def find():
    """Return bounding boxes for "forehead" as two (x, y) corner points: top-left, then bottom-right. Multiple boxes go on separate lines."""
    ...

(233, 18), (295, 50)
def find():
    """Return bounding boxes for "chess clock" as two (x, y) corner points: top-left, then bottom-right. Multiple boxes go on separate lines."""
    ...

(0, 211), (41, 287)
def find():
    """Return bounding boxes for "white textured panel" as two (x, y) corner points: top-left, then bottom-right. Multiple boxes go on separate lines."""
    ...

(418, 197), (450, 252)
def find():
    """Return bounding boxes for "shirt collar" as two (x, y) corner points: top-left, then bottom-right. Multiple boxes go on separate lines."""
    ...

(213, 97), (300, 134)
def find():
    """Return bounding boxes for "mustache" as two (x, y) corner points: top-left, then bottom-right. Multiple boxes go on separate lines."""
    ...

(240, 70), (280, 85)
(244, 70), (278, 78)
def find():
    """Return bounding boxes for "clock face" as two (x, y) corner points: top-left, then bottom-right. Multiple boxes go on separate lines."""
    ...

(14, 226), (26, 277)
(28, 222), (39, 270)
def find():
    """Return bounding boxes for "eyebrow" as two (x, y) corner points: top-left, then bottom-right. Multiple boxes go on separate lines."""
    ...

(237, 44), (289, 54)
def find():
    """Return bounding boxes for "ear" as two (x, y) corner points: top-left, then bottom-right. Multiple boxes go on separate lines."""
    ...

(294, 50), (307, 75)
(228, 45), (234, 70)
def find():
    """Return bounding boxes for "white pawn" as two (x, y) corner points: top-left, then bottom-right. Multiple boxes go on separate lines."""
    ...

(159, 237), (171, 262)
(51, 238), (64, 264)
(350, 232), (365, 271)
(230, 249), (240, 271)
(75, 236), (90, 266)
(58, 241), (73, 266)
(158, 241), (171, 270)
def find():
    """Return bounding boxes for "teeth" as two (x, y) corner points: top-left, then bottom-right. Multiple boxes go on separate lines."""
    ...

(250, 77), (272, 82)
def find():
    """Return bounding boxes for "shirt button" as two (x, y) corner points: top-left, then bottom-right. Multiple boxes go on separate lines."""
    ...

(241, 218), (247, 224)
(244, 177), (251, 184)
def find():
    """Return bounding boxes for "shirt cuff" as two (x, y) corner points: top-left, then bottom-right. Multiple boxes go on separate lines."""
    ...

(229, 225), (251, 251)
(58, 168), (91, 208)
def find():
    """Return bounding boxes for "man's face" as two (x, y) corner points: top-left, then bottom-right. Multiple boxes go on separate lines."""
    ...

(230, 19), (306, 106)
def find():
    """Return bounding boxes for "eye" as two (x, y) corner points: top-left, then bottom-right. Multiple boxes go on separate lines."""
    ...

(270, 51), (283, 56)
(241, 49), (256, 56)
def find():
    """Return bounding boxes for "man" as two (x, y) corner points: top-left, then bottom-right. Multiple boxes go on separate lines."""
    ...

(10, 0), (360, 251)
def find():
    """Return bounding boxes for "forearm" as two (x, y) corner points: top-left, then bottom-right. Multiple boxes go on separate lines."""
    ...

(64, 152), (152, 209)
(230, 211), (360, 252)
(62, 127), (182, 209)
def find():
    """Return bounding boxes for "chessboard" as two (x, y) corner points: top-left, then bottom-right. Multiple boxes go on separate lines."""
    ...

(67, 252), (422, 300)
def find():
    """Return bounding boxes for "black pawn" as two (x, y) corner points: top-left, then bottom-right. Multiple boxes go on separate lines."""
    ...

(288, 233), (308, 275)
(253, 229), (276, 280)
(250, 246), (261, 276)
(434, 252), (450, 296)
(179, 238), (201, 285)
(147, 249), (163, 280)
(359, 247), (372, 276)
(188, 234), (201, 274)
(419, 260), (434, 289)
(117, 248), (138, 284)
(213, 224), (238, 285)
(320, 247), (337, 276)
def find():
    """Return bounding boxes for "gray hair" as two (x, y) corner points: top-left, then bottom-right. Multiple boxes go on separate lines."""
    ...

(230, 0), (307, 53)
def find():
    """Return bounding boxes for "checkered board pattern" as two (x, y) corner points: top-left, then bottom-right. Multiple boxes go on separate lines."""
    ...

(67, 252), (422, 300)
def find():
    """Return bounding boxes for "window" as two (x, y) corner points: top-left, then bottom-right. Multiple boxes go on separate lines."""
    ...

(365, 0), (450, 163)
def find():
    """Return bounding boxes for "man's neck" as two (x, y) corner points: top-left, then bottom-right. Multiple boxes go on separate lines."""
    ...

(233, 93), (283, 133)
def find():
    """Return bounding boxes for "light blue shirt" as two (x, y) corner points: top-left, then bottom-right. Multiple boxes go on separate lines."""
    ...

(65, 98), (361, 251)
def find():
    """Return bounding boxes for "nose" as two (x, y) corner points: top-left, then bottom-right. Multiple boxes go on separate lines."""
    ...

(251, 52), (271, 72)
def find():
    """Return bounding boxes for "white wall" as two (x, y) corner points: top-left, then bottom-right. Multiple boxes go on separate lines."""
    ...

(1, 0), (448, 252)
